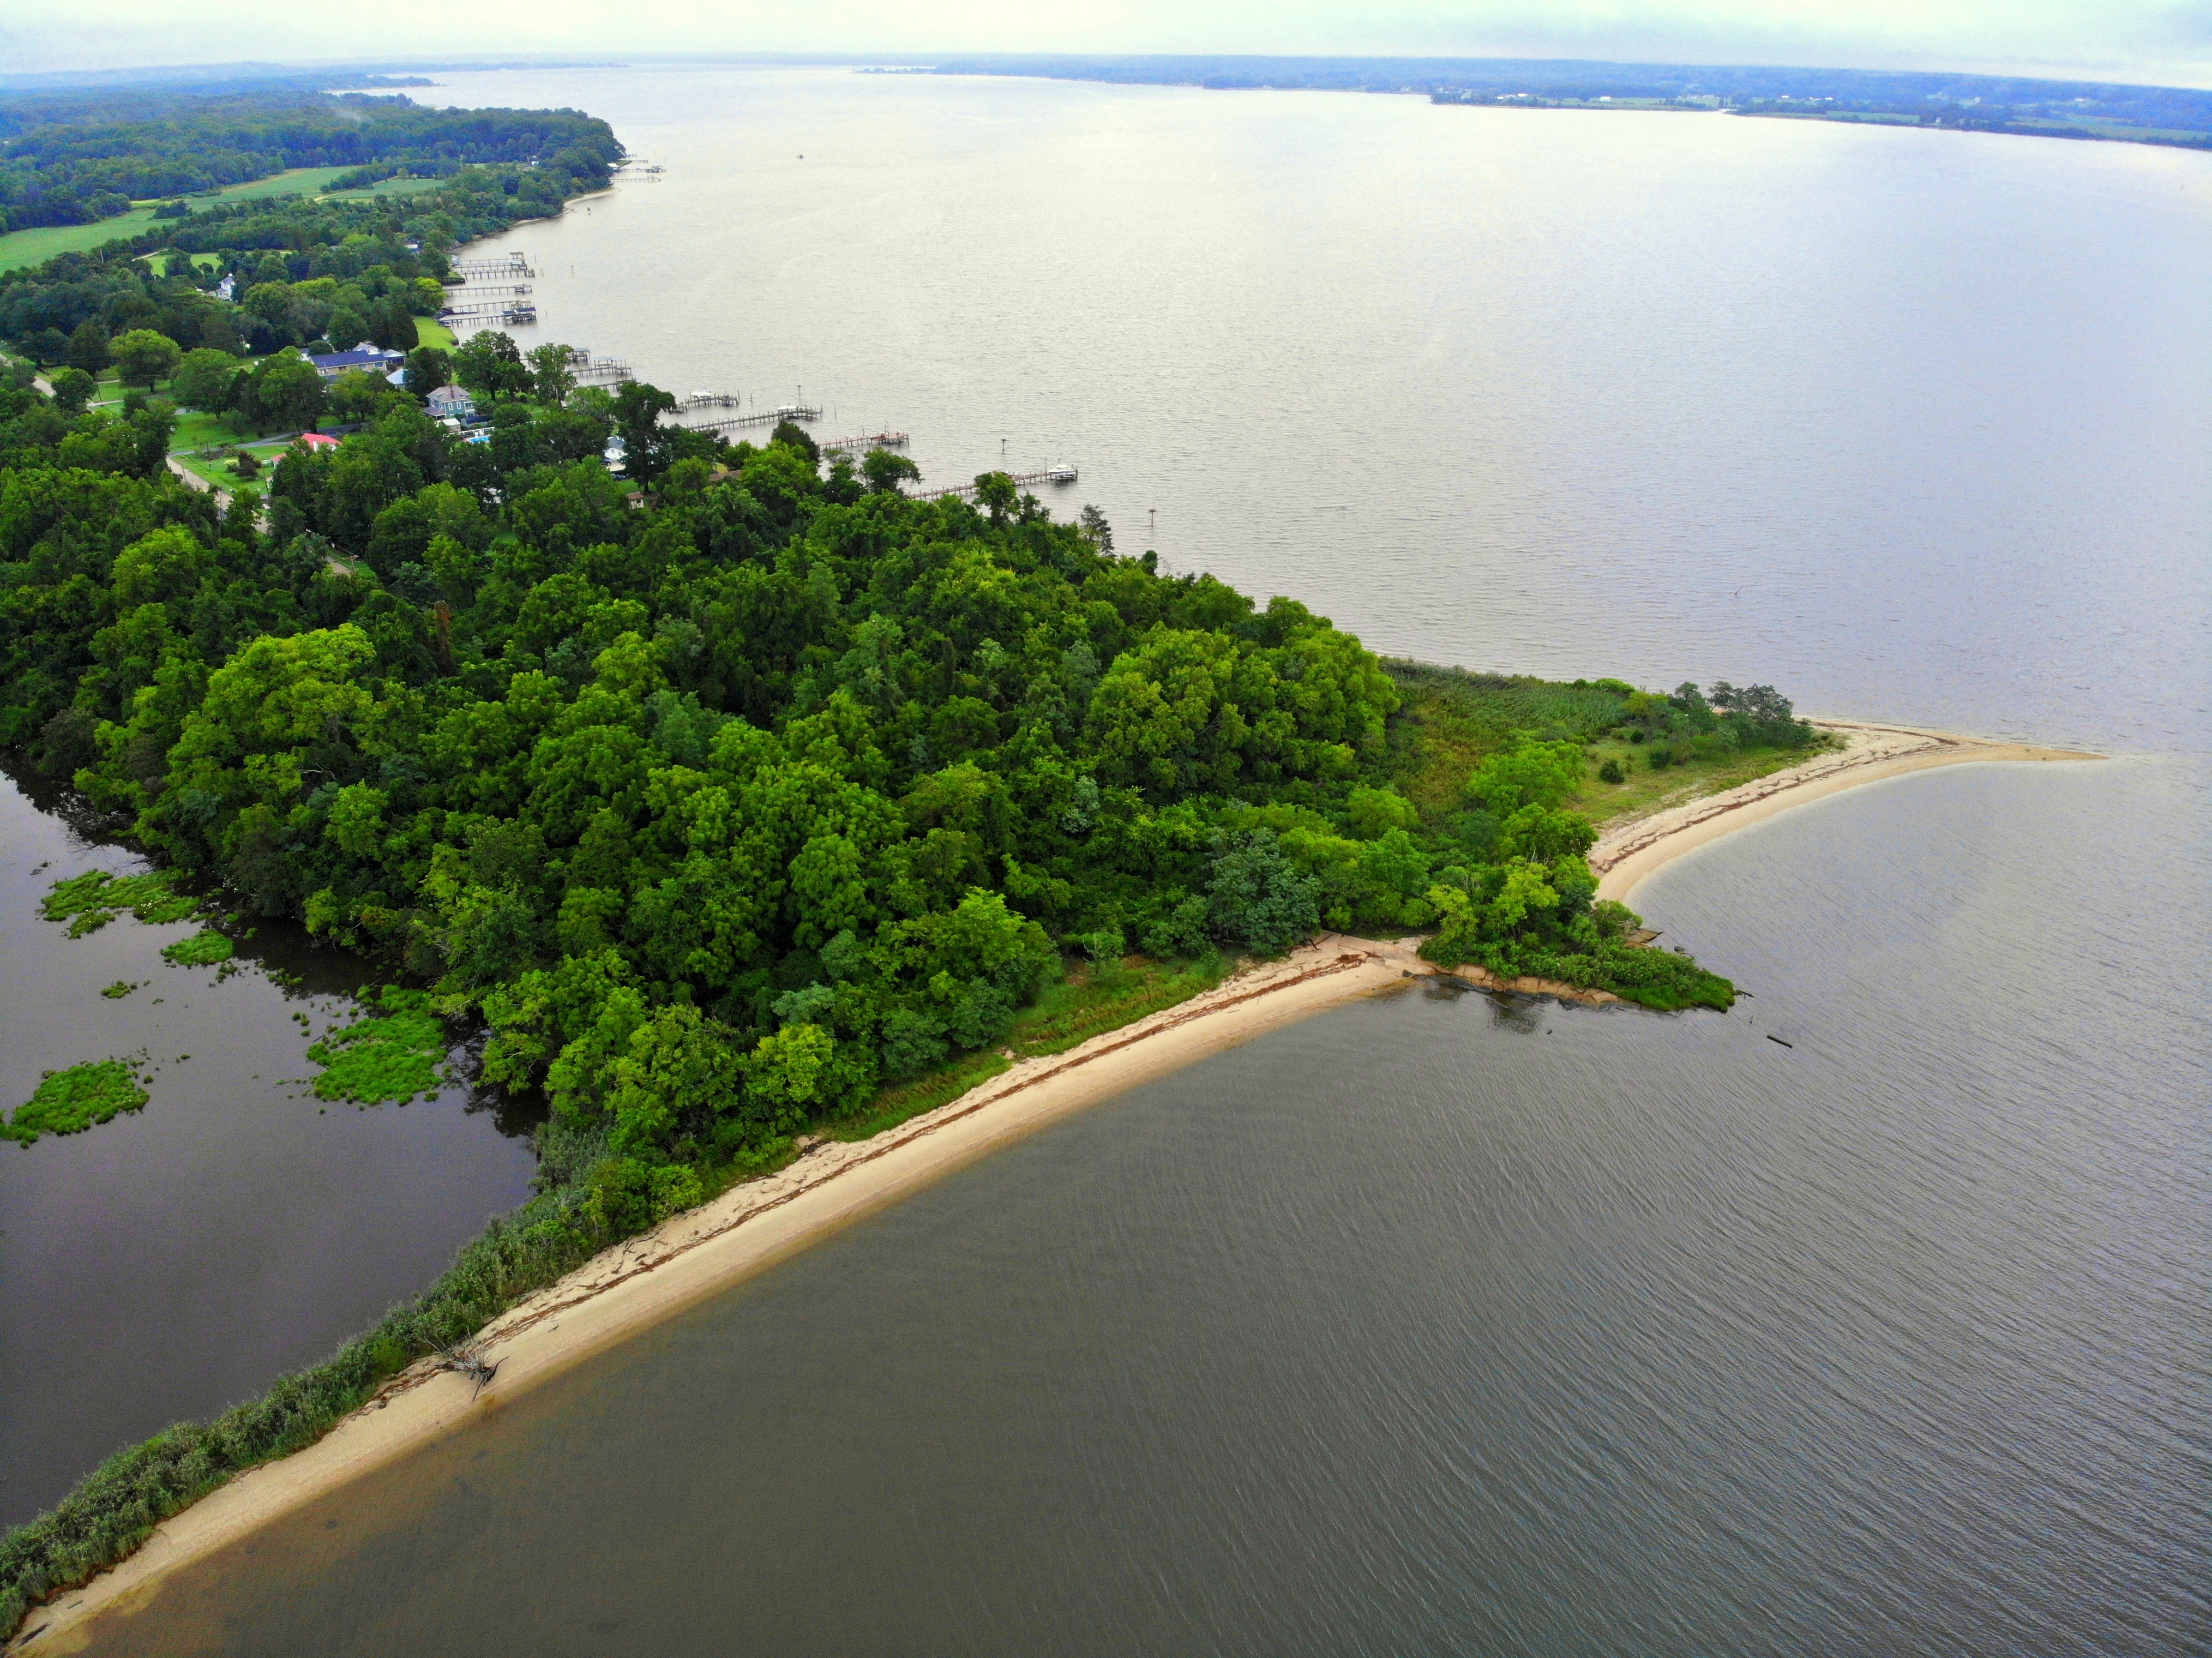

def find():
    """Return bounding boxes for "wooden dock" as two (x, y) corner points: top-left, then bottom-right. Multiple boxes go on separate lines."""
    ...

(819, 431), (910, 452)
(440, 301), (537, 326)
(911, 465), (1077, 502)
(449, 253), (534, 279)
(671, 404), (822, 435)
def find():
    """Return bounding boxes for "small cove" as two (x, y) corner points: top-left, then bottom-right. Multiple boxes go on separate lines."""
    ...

(0, 766), (542, 1528)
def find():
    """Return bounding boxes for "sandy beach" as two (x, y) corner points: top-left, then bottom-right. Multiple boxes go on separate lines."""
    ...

(1591, 720), (2101, 903)
(15, 935), (1439, 1653)
(12, 718), (2102, 1653)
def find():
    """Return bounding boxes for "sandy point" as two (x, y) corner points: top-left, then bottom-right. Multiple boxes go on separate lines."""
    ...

(1591, 719), (2103, 904)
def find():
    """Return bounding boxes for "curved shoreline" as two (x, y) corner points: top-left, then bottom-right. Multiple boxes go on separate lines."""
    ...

(13, 719), (2101, 1652)
(1591, 720), (2102, 903)
(15, 936), (1442, 1653)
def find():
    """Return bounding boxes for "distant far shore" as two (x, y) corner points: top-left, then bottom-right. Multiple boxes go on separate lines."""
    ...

(11, 717), (2103, 1655)
(1591, 719), (2103, 903)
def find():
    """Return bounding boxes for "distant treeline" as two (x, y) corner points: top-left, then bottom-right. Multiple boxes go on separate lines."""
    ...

(0, 180), (555, 367)
(0, 87), (621, 232)
(922, 55), (2212, 147)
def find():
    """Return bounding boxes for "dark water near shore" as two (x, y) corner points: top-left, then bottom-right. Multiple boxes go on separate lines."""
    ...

(85, 759), (2207, 1656)
(21, 67), (2212, 1651)
(0, 771), (540, 1527)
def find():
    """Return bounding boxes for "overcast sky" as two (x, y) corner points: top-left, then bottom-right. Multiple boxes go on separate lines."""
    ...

(3, 0), (2207, 86)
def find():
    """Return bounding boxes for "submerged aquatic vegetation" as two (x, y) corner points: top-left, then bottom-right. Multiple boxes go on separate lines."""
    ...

(306, 987), (449, 1104)
(3, 1059), (150, 1146)
(160, 930), (234, 968)
(41, 870), (200, 936)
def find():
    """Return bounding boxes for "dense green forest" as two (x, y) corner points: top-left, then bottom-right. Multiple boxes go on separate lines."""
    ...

(0, 85), (620, 232)
(0, 291), (1828, 1639)
(0, 317), (1805, 1194)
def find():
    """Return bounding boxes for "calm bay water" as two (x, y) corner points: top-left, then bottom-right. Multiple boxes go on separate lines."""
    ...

(86, 760), (2208, 1656)
(0, 772), (540, 1528)
(30, 67), (2212, 1652)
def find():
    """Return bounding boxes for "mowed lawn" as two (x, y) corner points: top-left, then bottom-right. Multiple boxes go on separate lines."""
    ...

(0, 168), (368, 272)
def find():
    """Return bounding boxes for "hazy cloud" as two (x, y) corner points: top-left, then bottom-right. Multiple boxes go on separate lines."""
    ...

(2, 0), (2205, 85)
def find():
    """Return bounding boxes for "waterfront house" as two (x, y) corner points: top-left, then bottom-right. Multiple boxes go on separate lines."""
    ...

(426, 385), (477, 422)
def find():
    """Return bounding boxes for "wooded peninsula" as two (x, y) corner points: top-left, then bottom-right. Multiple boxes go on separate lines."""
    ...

(0, 81), (1830, 1638)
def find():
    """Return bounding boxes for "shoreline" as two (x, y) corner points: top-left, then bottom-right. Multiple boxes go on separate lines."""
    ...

(15, 935), (1444, 1653)
(1591, 720), (2102, 903)
(10, 717), (2100, 1651)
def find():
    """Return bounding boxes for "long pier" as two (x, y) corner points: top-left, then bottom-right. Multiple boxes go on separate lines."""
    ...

(819, 430), (910, 452)
(447, 282), (533, 300)
(670, 404), (822, 435)
(441, 301), (537, 326)
(913, 465), (1077, 501)
(449, 253), (534, 279)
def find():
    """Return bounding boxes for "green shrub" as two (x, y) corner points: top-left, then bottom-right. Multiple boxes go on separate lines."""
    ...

(1597, 759), (1625, 784)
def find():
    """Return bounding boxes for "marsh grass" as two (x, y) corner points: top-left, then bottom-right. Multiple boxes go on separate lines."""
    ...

(43, 870), (202, 936)
(159, 930), (233, 968)
(4, 1059), (150, 1145)
(306, 988), (448, 1104)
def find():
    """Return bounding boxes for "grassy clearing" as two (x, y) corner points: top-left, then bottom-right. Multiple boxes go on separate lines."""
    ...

(1569, 732), (1840, 831)
(138, 252), (225, 277)
(0, 170), (359, 273)
(1381, 659), (1834, 834)
(414, 314), (456, 352)
(321, 176), (446, 201)
(167, 410), (242, 451)
(4, 1060), (151, 1145)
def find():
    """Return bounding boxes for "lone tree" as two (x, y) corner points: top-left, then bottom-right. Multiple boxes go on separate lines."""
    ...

(527, 341), (577, 404)
(451, 329), (534, 401)
(110, 329), (182, 389)
(253, 350), (327, 434)
(861, 447), (919, 495)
